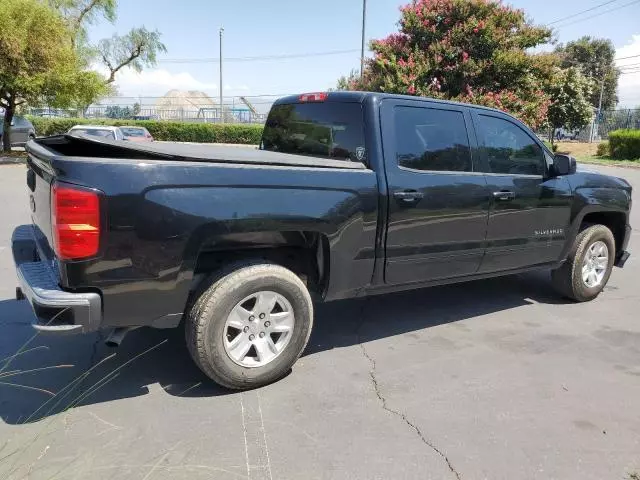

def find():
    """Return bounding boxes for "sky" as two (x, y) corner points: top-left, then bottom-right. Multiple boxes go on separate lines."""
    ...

(87, 0), (640, 108)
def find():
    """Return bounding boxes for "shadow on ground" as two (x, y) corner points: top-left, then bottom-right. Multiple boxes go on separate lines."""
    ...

(0, 270), (568, 425)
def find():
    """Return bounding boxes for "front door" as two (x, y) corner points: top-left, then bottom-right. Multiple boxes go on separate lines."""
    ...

(471, 111), (573, 273)
(382, 99), (491, 285)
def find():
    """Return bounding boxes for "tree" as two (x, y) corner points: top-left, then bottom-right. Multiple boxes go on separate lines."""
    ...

(555, 36), (619, 111)
(338, 0), (556, 128)
(546, 67), (593, 148)
(334, 70), (359, 91)
(0, 0), (108, 151)
(98, 28), (166, 83)
(105, 105), (132, 119)
(50, 0), (166, 85)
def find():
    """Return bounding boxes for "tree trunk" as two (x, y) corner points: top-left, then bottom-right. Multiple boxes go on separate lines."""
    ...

(548, 127), (555, 150)
(2, 102), (14, 153)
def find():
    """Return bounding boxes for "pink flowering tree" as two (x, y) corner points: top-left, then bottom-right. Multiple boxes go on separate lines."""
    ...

(341, 0), (556, 128)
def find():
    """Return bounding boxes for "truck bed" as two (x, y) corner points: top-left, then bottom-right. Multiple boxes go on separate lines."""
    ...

(31, 134), (367, 170)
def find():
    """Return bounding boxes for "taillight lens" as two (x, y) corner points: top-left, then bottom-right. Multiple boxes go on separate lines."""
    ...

(298, 92), (327, 102)
(52, 183), (100, 260)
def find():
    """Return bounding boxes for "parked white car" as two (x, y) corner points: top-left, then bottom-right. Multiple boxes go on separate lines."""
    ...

(67, 125), (125, 141)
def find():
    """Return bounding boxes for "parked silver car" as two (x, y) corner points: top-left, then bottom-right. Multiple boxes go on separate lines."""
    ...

(0, 115), (36, 147)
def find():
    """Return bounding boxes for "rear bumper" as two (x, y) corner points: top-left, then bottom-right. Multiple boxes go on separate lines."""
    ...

(12, 225), (102, 334)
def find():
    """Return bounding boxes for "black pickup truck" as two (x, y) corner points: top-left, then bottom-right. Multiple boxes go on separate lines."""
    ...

(13, 92), (632, 389)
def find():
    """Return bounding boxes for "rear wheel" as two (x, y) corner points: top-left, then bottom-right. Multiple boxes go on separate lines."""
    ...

(551, 224), (615, 302)
(185, 262), (313, 389)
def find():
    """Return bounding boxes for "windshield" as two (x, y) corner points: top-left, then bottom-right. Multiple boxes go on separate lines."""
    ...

(70, 128), (116, 139)
(261, 102), (366, 162)
(120, 128), (146, 137)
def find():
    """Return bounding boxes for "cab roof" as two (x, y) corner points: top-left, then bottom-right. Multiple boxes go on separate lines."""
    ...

(273, 91), (506, 116)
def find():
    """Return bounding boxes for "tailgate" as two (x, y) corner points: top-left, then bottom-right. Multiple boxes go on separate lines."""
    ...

(25, 141), (57, 263)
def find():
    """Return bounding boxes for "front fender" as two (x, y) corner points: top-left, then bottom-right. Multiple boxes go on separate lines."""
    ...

(560, 186), (631, 260)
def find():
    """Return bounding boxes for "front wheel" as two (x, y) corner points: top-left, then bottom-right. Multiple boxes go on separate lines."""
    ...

(185, 262), (313, 389)
(551, 224), (615, 302)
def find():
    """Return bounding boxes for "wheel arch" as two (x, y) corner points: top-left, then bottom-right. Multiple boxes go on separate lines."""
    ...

(579, 210), (627, 255)
(189, 230), (331, 300)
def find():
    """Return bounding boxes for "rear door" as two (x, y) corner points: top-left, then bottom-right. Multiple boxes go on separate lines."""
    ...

(381, 99), (491, 285)
(471, 110), (573, 272)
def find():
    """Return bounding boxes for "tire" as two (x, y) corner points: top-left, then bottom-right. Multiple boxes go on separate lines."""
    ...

(185, 262), (313, 389)
(551, 224), (615, 302)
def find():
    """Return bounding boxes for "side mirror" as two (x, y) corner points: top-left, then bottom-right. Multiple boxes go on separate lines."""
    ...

(551, 154), (577, 177)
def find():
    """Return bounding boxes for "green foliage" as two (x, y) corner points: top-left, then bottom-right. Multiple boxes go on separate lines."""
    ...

(28, 117), (264, 144)
(49, 1), (166, 86)
(0, 0), (108, 150)
(99, 27), (167, 83)
(543, 140), (558, 152)
(341, 0), (555, 127)
(105, 105), (132, 119)
(556, 37), (619, 111)
(596, 141), (609, 157)
(608, 129), (640, 160)
(334, 70), (360, 91)
(546, 67), (593, 139)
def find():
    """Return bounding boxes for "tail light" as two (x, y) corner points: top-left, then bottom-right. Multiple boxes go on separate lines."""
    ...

(298, 92), (327, 102)
(52, 183), (101, 260)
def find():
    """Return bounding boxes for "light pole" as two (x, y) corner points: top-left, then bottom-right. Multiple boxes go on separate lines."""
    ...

(219, 27), (224, 123)
(360, 0), (367, 80)
(591, 70), (607, 143)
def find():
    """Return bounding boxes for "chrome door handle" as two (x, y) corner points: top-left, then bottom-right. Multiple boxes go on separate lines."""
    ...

(393, 190), (424, 203)
(493, 190), (516, 201)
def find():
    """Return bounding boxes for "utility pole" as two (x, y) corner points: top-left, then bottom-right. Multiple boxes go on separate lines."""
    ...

(591, 72), (606, 142)
(219, 27), (224, 123)
(360, 0), (367, 80)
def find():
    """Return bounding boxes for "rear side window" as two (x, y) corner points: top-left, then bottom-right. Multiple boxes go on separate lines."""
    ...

(261, 103), (366, 162)
(394, 106), (472, 172)
(477, 115), (544, 176)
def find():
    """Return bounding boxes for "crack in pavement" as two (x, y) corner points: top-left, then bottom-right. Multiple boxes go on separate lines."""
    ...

(356, 299), (462, 480)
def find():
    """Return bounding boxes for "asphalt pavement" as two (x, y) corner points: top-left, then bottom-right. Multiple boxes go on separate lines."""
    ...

(0, 163), (639, 480)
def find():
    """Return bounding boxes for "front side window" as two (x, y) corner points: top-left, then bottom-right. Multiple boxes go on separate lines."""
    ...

(478, 115), (544, 176)
(393, 106), (472, 172)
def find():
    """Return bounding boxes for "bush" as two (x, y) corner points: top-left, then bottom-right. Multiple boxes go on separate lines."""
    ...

(596, 141), (609, 157)
(27, 117), (264, 145)
(608, 129), (640, 160)
(543, 140), (558, 152)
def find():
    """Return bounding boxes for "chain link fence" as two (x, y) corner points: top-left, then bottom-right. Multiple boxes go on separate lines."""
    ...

(536, 108), (640, 143)
(594, 108), (640, 139)
(26, 95), (290, 124)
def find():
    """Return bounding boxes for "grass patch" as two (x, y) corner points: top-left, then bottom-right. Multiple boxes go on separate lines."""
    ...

(553, 141), (640, 168)
(0, 150), (27, 159)
(574, 155), (640, 168)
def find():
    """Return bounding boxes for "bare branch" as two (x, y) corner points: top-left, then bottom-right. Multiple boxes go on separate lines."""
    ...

(106, 45), (142, 83)
(75, 0), (101, 27)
